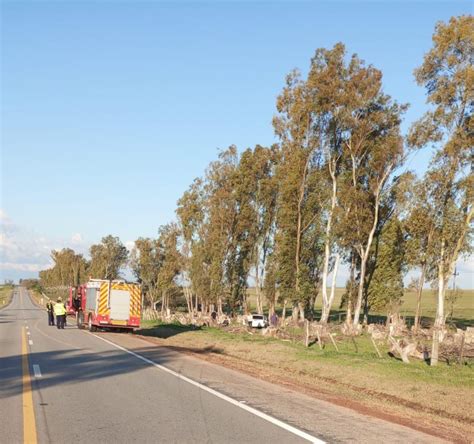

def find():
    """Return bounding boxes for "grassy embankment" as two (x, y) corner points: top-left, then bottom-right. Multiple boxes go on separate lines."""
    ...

(0, 285), (14, 307)
(137, 289), (474, 441)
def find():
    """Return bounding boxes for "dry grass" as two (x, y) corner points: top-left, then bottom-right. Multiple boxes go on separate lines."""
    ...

(0, 285), (13, 307)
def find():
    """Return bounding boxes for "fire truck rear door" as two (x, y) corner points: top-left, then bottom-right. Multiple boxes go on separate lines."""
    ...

(109, 289), (131, 321)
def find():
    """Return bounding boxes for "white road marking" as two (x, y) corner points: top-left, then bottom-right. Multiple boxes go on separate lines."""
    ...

(28, 340), (33, 345)
(90, 333), (324, 444)
(26, 326), (29, 330)
(27, 331), (31, 335)
(33, 365), (42, 378)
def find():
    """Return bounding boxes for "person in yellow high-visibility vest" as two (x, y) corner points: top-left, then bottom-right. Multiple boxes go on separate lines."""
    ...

(54, 297), (66, 330)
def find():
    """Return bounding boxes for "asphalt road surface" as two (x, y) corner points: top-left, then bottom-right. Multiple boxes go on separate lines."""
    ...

(0, 288), (444, 444)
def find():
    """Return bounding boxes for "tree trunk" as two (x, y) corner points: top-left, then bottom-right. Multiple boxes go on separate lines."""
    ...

(217, 296), (223, 316)
(353, 251), (368, 327)
(282, 300), (287, 321)
(320, 161), (337, 323)
(298, 301), (305, 322)
(292, 303), (299, 322)
(321, 254), (340, 323)
(413, 264), (426, 332)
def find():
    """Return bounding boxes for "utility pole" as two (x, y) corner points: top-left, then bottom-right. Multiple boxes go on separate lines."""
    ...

(452, 267), (459, 292)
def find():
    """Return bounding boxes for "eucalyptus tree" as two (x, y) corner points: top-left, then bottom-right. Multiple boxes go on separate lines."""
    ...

(156, 223), (182, 315)
(404, 180), (437, 331)
(130, 237), (162, 308)
(39, 248), (88, 288)
(229, 145), (278, 314)
(408, 15), (473, 364)
(89, 235), (129, 280)
(273, 69), (325, 321)
(333, 56), (407, 328)
(176, 178), (205, 314)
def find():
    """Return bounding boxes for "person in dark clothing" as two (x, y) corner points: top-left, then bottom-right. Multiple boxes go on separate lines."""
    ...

(46, 301), (55, 326)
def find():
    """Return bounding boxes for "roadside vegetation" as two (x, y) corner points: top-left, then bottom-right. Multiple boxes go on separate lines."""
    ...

(136, 319), (473, 441)
(0, 284), (14, 307)
(21, 14), (473, 439)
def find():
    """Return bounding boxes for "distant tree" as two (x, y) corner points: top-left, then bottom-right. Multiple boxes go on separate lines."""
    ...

(408, 15), (473, 365)
(89, 235), (129, 280)
(39, 248), (88, 287)
(156, 223), (182, 315)
(130, 237), (162, 307)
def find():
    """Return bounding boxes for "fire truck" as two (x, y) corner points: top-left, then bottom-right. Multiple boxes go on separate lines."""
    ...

(68, 279), (141, 331)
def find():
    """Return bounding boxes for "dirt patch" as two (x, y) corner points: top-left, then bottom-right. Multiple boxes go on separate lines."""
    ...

(135, 333), (472, 443)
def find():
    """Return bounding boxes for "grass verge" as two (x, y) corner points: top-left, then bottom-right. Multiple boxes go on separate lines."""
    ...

(0, 285), (14, 308)
(136, 320), (474, 442)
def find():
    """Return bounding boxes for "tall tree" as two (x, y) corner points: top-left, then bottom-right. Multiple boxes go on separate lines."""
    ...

(408, 15), (473, 365)
(333, 54), (407, 328)
(404, 180), (437, 331)
(39, 248), (88, 288)
(156, 223), (182, 315)
(130, 238), (162, 307)
(273, 69), (325, 321)
(89, 235), (129, 280)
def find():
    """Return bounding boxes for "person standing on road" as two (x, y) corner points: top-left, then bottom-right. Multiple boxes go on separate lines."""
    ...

(46, 300), (55, 326)
(54, 297), (66, 329)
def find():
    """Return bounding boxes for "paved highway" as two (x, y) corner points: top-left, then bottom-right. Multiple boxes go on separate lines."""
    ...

(0, 288), (444, 444)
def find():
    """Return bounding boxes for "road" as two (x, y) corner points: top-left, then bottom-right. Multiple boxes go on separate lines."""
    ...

(0, 288), (444, 444)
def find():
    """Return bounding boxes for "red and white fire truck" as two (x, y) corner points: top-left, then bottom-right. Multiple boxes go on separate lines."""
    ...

(68, 279), (141, 331)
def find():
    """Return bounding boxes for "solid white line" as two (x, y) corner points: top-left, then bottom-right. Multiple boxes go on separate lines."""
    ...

(33, 365), (42, 378)
(28, 340), (33, 345)
(90, 333), (324, 444)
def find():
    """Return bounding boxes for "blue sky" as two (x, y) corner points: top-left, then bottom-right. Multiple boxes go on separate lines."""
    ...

(1, 1), (473, 287)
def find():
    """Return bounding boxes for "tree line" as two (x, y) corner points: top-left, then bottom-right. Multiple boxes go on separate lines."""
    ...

(39, 17), (472, 358)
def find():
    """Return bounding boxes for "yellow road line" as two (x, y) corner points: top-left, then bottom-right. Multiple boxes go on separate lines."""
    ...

(22, 327), (37, 444)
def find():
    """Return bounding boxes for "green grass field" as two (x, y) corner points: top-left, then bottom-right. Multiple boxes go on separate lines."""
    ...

(246, 288), (474, 328)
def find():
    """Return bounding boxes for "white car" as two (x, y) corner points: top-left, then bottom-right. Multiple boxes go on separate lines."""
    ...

(247, 314), (268, 328)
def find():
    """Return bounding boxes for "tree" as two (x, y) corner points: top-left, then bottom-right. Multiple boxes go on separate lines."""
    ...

(89, 235), (129, 280)
(367, 217), (405, 318)
(408, 15), (473, 365)
(39, 248), (88, 288)
(156, 224), (182, 315)
(404, 180), (437, 331)
(333, 54), (407, 328)
(273, 69), (325, 321)
(229, 145), (278, 314)
(130, 238), (162, 307)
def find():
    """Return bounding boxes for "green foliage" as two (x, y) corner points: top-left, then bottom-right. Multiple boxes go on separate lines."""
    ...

(367, 218), (405, 313)
(39, 248), (88, 287)
(89, 235), (129, 280)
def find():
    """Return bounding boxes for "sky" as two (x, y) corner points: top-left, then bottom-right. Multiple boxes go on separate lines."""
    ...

(1, 0), (473, 288)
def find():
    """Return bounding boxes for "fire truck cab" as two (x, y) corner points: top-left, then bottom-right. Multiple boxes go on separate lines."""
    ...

(69, 279), (141, 331)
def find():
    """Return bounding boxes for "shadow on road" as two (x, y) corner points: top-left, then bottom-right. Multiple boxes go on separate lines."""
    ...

(0, 345), (179, 399)
(135, 323), (202, 339)
(0, 340), (225, 400)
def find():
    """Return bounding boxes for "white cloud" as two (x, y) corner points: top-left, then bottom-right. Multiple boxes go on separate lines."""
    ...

(0, 209), (90, 281)
(71, 233), (83, 245)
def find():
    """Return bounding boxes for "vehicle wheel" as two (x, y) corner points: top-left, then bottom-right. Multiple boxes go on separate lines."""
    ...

(88, 315), (96, 332)
(77, 311), (84, 329)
